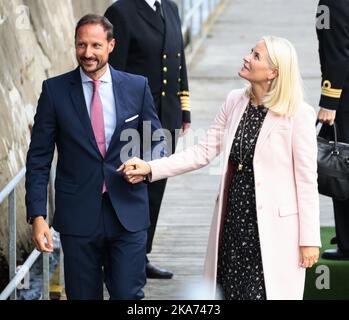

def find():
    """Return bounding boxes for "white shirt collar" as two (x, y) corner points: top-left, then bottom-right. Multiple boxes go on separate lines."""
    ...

(80, 64), (112, 84)
(145, 0), (161, 10)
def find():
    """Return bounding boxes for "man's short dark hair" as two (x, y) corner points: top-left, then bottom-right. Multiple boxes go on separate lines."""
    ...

(75, 14), (114, 41)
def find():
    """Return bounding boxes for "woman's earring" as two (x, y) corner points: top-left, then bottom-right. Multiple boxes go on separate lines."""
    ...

(267, 80), (271, 85)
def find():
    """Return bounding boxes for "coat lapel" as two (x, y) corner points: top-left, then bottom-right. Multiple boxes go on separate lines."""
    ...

(136, 0), (165, 35)
(254, 110), (283, 154)
(224, 93), (283, 161)
(161, 0), (170, 26)
(69, 68), (101, 156)
(224, 94), (249, 165)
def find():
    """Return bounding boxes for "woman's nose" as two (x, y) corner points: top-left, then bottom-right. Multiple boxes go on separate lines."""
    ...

(243, 55), (251, 63)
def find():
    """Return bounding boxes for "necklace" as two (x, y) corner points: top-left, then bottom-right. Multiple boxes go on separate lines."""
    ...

(237, 102), (267, 172)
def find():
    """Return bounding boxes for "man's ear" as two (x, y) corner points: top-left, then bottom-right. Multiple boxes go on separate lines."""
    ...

(109, 38), (116, 53)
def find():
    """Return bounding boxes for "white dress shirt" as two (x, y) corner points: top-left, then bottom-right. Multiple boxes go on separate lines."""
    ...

(145, 0), (161, 11)
(80, 65), (116, 150)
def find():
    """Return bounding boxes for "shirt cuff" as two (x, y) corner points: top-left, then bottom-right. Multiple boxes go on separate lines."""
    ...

(320, 107), (336, 113)
(27, 215), (46, 225)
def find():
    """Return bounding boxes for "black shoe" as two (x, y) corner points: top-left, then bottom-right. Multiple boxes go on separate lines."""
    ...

(146, 263), (173, 279)
(330, 237), (337, 245)
(322, 248), (349, 260)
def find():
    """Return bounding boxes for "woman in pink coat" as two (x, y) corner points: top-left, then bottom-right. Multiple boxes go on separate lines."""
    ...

(119, 36), (321, 300)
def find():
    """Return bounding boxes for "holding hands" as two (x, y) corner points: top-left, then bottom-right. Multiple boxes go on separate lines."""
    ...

(117, 157), (151, 184)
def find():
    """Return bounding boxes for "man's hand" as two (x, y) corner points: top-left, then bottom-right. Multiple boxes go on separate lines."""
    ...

(299, 246), (320, 268)
(117, 157), (151, 184)
(32, 217), (53, 252)
(180, 122), (191, 137)
(317, 108), (336, 126)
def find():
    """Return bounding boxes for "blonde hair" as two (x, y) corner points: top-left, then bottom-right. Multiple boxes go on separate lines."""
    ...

(246, 36), (304, 117)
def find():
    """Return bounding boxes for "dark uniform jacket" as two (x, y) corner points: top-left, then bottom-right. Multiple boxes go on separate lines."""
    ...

(105, 0), (191, 131)
(317, 0), (349, 112)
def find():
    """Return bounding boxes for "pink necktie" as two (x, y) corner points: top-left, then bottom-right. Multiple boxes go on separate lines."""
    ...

(91, 80), (107, 193)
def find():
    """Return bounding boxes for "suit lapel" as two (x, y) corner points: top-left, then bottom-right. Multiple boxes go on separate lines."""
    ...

(69, 68), (101, 156)
(136, 0), (165, 35)
(106, 68), (128, 156)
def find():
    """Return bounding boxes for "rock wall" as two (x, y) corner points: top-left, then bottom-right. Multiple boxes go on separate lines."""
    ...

(0, 0), (112, 286)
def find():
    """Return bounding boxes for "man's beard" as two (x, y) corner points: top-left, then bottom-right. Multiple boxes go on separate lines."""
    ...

(79, 57), (107, 75)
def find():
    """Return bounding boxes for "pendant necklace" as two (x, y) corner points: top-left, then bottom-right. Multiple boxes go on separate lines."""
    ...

(237, 102), (266, 172)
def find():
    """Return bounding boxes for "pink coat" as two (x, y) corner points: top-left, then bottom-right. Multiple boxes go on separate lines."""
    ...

(149, 89), (321, 300)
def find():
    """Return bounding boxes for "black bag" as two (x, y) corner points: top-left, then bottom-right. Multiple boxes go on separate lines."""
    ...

(317, 121), (349, 200)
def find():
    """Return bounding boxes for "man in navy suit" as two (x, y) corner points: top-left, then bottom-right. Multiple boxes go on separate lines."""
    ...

(25, 14), (164, 300)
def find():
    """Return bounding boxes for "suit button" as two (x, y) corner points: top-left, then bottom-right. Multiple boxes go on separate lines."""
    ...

(179, 65), (182, 70)
(177, 53), (181, 57)
(163, 79), (167, 85)
(163, 67), (168, 72)
(178, 78), (181, 83)
(162, 91), (166, 97)
(163, 54), (167, 59)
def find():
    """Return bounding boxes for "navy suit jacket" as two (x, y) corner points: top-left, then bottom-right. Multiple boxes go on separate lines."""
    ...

(25, 66), (164, 235)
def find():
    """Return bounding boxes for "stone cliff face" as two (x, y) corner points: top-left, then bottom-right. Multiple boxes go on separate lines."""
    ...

(0, 0), (112, 285)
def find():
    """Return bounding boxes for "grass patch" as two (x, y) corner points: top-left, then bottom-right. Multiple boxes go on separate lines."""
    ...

(304, 227), (349, 300)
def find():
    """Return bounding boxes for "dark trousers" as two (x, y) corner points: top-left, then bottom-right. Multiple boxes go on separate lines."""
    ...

(146, 130), (179, 254)
(319, 112), (349, 253)
(60, 193), (147, 300)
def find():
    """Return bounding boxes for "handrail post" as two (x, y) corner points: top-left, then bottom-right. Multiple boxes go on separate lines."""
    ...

(8, 190), (17, 300)
(59, 246), (64, 288)
(42, 252), (50, 300)
(189, 0), (193, 53)
(42, 181), (52, 300)
(199, 2), (204, 38)
(179, 0), (185, 24)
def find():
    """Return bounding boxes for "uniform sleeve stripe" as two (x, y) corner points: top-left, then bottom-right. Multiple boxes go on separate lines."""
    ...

(321, 80), (342, 98)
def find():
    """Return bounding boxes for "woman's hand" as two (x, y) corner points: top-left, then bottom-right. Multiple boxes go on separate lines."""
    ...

(299, 246), (320, 268)
(117, 157), (151, 184)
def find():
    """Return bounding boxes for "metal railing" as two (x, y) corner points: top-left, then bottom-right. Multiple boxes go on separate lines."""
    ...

(0, 168), (58, 300)
(176, 0), (225, 53)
